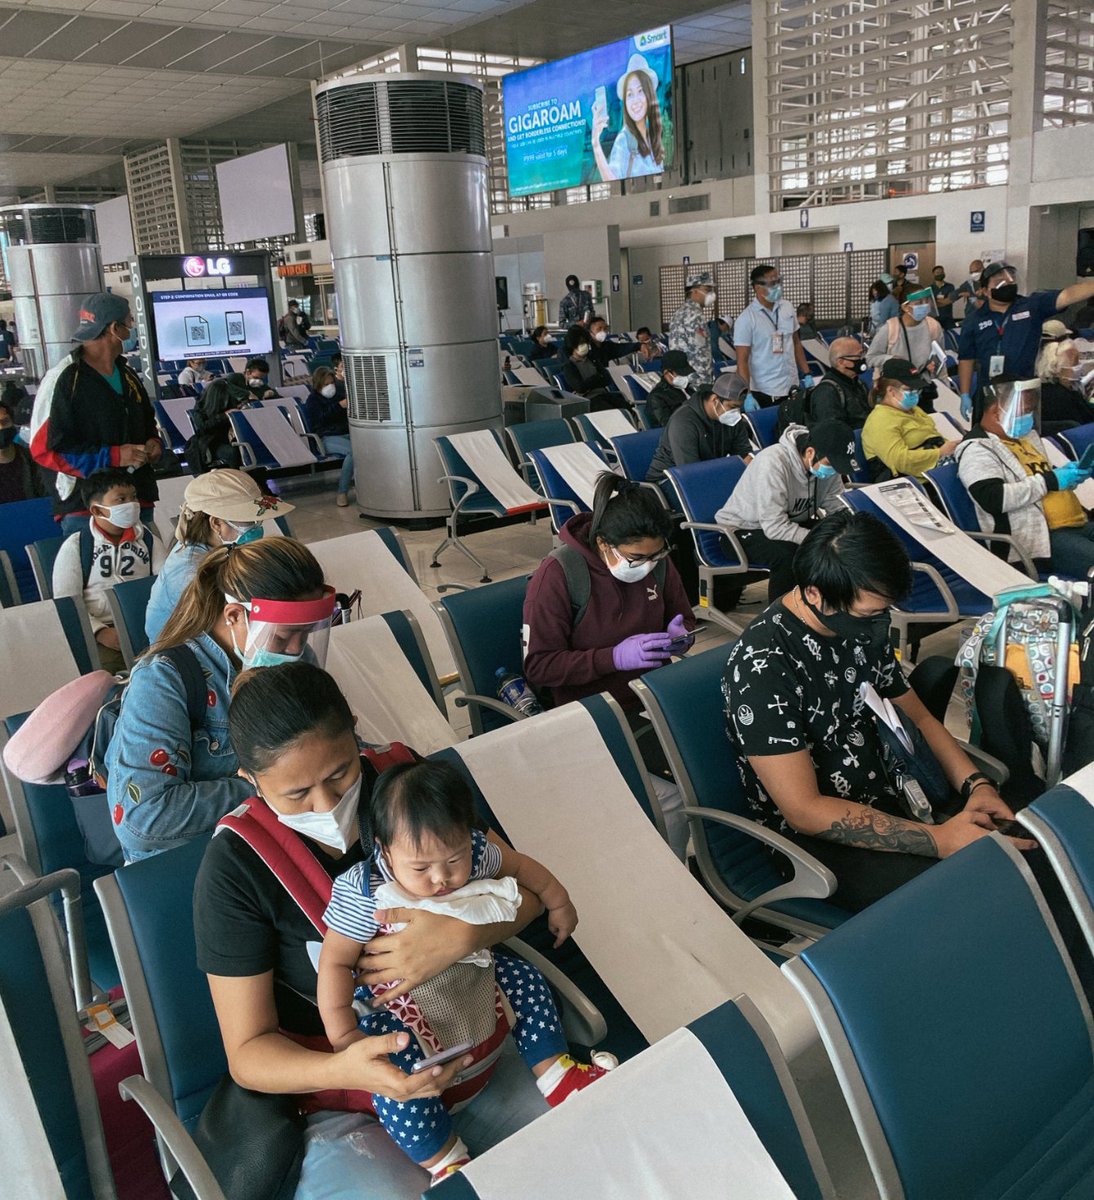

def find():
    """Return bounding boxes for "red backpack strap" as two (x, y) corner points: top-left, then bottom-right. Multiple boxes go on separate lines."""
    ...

(362, 741), (418, 773)
(217, 800), (334, 935)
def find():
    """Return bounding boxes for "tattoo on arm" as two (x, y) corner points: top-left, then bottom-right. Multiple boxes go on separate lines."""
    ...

(815, 807), (939, 858)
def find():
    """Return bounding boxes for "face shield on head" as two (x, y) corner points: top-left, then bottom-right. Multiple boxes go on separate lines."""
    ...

(903, 286), (937, 324)
(990, 378), (1041, 441)
(226, 587), (336, 670)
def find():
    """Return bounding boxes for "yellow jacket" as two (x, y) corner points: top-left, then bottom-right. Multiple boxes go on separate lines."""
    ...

(861, 402), (946, 481)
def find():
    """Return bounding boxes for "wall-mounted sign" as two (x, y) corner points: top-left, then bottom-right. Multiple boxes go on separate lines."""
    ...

(799, 208), (810, 229)
(843, 242), (853, 252)
(277, 262), (313, 277)
(970, 211), (986, 233)
(182, 255), (232, 278)
(611, 273), (620, 293)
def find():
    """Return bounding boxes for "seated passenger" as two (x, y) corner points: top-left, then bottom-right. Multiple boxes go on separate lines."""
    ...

(177, 357), (211, 391)
(527, 326), (556, 362)
(0, 394), (46, 504)
(646, 371), (754, 483)
(319, 757), (609, 1186)
(587, 316), (638, 375)
(714, 419), (855, 600)
(305, 365), (355, 507)
(244, 356), (279, 399)
(807, 337), (871, 429)
(52, 468), (165, 672)
(1035, 332), (1092, 434)
(145, 469), (293, 643)
(724, 509), (1024, 914)
(523, 472), (695, 712)
(560, 325), (627, 412)
(644, 349), (695, 429)
(954, 375), (1094, 578)
(635, 326), (661, 367)
(197, 664), (547, 1198)
(187, 374), (252, 472)
(106, 537), (333, 861)
(861, 358), (958, 482)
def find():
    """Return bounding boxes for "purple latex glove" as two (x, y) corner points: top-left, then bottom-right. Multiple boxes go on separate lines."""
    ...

(666, 613), (695, 654)
(612, 632), (674, 672)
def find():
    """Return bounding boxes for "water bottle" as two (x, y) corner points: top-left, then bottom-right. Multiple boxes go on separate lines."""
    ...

(495, 668), (543, 717)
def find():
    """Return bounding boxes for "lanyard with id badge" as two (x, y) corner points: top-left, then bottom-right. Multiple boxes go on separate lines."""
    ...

(762, 305), (786, 355)
(860, 681), (949, 823)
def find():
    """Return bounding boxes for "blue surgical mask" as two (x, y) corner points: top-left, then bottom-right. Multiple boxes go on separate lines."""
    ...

(811, 463), (837, 480)
(764, 282), (782, 303)
(899, 390), (919, 410)
(1006, 412), (1035, 439)
(911, 304), (930, 321)
(121, 330), (139, 353)
(229, 614), (304, 670)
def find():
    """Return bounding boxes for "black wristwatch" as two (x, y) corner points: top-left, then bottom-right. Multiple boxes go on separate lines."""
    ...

(960, 771), (993, 802)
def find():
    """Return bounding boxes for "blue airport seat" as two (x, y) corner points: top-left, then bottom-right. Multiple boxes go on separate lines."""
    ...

(377, 609), (446, 714)
(154, 399), (191, 454)
(849, 430), (870, 485)
(106, 574), (157, 668)
(0, 549), (17, 607)
(0, 496), (59, 604)
(632, 646), (847, 941)
(26, 534), (65, 600)
(433, 574), (529, 735)
(1059, 421), (1094, 463)
(505, 419), (576, 490)
(784, 835), (1094, 1200)
(744, 404), (781, 449)
(526, 443), (605, 534)
(609, 428), (662, 482)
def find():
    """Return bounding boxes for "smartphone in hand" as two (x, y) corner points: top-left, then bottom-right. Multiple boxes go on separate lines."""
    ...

(409, 1040), (475, 1074)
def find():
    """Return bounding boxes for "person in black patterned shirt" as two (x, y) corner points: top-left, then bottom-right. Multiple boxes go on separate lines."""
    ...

(722, 510), (1030, 912)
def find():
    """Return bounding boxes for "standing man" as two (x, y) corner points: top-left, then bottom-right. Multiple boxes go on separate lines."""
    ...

(955, 259), (985, 319)
(669, 271), (717, 385)
(891, 263), (908, 304)
(278, 299), (311, 348)
(30, 293), (160, 534)
(733, 264), (814, 407)
(930, 266), (958, 332)
(558, 274), (594, 327)
(957, 262), (1094, 420)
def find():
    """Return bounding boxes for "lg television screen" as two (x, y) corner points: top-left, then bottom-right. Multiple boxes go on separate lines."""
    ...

(150, 287), (274, 361)
(502, 26), (674, 197)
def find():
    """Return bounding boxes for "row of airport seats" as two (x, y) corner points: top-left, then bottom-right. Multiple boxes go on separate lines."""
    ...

(9, 570), (1094, 1196)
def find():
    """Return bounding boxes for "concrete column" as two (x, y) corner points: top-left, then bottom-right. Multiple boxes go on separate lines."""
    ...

(750, 0), (771, 224)
(1003, 0), (1043, 278)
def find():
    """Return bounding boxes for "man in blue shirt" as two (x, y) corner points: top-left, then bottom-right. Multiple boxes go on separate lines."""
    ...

(957, 262), (1094, 420)
(733, 264), (814, 407)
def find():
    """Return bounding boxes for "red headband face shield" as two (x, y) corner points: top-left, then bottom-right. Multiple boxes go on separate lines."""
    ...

(225, 586), (336, 669)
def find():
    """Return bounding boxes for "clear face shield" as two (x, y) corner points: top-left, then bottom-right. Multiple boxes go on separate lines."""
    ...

(227, 587), (336, 670)
(991, 378), (1041, 440)
(903, 286), (938, 323)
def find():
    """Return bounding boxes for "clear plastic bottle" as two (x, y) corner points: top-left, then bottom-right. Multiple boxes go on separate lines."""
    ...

(495, 667), (543, 717)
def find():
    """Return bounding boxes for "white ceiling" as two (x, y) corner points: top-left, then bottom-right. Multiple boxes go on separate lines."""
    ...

(0, 0), (752, 200)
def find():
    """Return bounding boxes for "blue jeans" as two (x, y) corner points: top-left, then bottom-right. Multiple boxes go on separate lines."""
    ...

(1049, 523), (1094, 580)
(293, 1037), (548, 1199)
(323, 434), (354, 494)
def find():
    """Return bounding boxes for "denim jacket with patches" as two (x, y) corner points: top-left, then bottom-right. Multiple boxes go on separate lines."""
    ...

(106, 632), (252, 861)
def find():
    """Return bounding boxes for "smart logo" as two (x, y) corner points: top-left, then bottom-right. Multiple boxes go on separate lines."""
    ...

(635, 26), (670, 51)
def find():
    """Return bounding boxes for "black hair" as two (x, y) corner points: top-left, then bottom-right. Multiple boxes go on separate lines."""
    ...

(229, 662), (355, 775)
(636, 326), (652, 337)
(870, 279), (890, 300)
(796, 302), (813, 317)
(0, 320), (7, 331)
(197, 377), (247, 420)
(0, 397), (12, 419)
(793, 510), (912, 609)
(245, 357), (269, 373)
(330, 352), (342, 367)
(288, 299), (300, 308)
(365, 760), (476, 853)
(531, 325), (549, 341)
(80, 467), (134, 508)
(589, 315), (607, 329)
(894, 263), (907, 275)
(750, 263), (777, 286)
(564, 324), (591, 355)
(588, 472), (672, 547)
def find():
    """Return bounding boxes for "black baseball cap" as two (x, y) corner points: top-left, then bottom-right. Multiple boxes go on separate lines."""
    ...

(72, 293), (130, 341)
(979, 261), (1016, 288)
(660, 350), (692, 375)
(880, 357), (930, 390)
(807, 420), (859, 476)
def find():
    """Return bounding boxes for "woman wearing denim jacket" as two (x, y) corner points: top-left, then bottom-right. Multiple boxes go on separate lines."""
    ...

(106, 537), (330, 861)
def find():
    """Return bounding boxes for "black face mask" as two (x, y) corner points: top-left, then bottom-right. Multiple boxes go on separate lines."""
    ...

(804, 594), (892, 649)
(992, 283), (1018, 304)
(0, 427), (15, 449)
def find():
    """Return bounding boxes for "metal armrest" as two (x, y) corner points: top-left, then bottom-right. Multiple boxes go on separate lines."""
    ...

(453, 694), (526, 722)
(680, 520), (751, 570)
(235, 441), (257, 469)
(962, 530), (1038, 579)
(502, 937), (607, 1047)
(957, 742), (1010, 785)
(680, 806), (836, 925)
(437, 474), (482, 517)
(301, 431), (327, 457)
(544, 495), (581, 515)
(903, 561), (960, 620)
(118, 1076), (227, 1200)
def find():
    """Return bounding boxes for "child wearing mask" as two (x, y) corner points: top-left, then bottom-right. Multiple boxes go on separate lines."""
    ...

(318, 758), (612, 1186)
(52, 468), (165, 670)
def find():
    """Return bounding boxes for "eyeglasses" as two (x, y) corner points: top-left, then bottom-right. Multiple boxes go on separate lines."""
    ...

(838, 356), (865, 366)
(614, 542), (672, 567)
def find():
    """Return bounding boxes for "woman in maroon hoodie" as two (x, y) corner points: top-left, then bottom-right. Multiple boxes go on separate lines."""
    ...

(522, 473), (696, 712)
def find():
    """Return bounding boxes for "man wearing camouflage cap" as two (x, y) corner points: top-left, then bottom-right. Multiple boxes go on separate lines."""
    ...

(668, 271), (716, 385)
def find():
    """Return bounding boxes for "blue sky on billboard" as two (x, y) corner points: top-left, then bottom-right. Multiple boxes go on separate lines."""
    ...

(502, 26), (674, 198)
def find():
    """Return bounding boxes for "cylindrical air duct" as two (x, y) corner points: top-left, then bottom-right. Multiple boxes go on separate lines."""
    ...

(0, 205), (104, 380)
(315, 72), (501, 518)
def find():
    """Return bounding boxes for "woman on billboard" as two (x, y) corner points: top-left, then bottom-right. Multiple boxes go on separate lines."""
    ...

(591, 53), (667, 182)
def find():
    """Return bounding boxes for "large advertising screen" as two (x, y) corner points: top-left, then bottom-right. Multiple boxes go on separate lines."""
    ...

(150, 287), (274, 361)
(502, 26), (673, 197)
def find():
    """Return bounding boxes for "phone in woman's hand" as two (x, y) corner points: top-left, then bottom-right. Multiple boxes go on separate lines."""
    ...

(409, 1040), (474, 1074)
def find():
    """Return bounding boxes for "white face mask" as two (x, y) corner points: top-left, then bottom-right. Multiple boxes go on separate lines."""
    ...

(717, 406), (743, 426)
(593, 330), (608, 343)
(606, 548), (657, 583)
(248, 377), (267, 390)
(266, 773), (362, 853)
(671, 373), (691, 390)
(320, 383), (337, 399)
(702, 291), (716, 307)
(99, 501), (140, 529)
